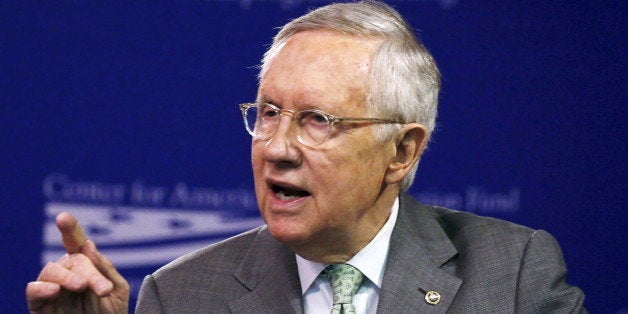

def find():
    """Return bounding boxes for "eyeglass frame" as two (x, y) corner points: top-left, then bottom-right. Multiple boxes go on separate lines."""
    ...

(239, 102), (405, 147)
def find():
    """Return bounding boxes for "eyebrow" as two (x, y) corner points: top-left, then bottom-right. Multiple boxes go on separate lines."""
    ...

(255, 97), (325, 112)
(256, 94), (272, 103)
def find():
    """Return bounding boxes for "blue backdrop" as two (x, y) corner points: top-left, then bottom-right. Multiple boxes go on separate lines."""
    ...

(2, 1), (626, 312)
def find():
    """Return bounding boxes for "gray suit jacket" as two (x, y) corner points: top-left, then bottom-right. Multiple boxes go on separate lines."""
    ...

(136, 193), (585, 313)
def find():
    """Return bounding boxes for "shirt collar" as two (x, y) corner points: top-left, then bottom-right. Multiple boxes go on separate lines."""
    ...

(296, 197), (400, 294)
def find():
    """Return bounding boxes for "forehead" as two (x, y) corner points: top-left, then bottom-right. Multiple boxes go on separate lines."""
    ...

(258, 31), (382, 113)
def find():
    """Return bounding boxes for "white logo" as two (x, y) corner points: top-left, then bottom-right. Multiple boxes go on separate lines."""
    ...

(41, 174), (263, 267)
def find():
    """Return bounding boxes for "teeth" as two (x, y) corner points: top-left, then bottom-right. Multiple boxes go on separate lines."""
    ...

(276, 190), (301, 200)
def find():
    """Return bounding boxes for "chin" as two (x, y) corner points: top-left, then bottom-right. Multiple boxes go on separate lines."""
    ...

(266, 220), (310, 247)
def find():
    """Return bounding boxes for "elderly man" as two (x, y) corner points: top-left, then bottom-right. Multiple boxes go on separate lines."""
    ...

(26, 1), (585, 313)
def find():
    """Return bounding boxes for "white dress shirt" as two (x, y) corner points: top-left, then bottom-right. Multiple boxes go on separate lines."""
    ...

(296, 198), (400, 314)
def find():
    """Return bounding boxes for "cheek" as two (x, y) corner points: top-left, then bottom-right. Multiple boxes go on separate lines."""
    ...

(251, 144), (265, 176)
(346, 143), (389, 178)
(311, 147), (384, 201)
(250, 145), (267, 201)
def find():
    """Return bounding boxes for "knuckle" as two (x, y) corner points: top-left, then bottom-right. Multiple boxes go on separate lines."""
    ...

(57, 253), (70, 263)
(71, 252), (89, 261)
(119, 279), (131, 292)
(25, 281), (38, 295)
(37, 262), (57, 280)
(61, 252), (89, 268)
(87, 272), (105, 283)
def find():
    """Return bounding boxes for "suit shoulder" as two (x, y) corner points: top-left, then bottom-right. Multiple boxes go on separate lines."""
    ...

(422, 205), (543, 262)
(152, 225), (267, 280)
(401, 193), (535, 240)
(431, 205), (535, 239)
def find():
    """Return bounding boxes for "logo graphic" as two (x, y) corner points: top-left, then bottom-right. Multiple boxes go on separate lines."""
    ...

(43, 203), (264, 267)
(41, 174), (264, 267)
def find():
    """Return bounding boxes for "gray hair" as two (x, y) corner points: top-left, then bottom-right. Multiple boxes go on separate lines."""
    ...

(259, 1), (440, 191)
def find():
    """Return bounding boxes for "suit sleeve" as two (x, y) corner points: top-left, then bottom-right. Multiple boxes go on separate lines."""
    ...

(135, 274), (165, 314)
(515, 230), (586, 313)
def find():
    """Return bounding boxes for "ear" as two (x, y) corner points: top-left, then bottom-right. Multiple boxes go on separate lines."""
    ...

(384, 123), (428, 185)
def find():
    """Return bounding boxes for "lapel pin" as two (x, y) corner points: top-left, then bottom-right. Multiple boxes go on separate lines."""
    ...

(424, 290), (441, 305)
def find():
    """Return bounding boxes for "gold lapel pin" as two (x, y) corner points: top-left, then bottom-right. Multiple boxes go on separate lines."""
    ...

(424, 290), (441, 305)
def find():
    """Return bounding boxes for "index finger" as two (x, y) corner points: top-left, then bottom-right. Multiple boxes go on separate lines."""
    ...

(56, 212), (88, 254)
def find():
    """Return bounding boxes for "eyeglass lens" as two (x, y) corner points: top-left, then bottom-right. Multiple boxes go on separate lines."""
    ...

(244, 104), (331, 146)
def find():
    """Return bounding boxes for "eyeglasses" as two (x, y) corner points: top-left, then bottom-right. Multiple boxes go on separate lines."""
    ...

(239, 102), (403, 147)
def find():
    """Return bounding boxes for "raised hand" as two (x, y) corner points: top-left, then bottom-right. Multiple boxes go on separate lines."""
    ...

(26, 212), (130, 313)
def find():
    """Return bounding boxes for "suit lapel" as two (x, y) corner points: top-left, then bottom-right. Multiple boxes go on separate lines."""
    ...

(226, 193), (460, 313)
(377, 193), (462, 313)
(228, 227), (303, 313)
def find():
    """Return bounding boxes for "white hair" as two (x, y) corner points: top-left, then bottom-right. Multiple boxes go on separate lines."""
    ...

(259, 1), (441, 191)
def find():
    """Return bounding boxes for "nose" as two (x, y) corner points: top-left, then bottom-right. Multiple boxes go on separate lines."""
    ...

(262, 115), (302, 166)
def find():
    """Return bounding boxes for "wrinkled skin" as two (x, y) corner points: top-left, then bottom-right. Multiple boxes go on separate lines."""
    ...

(26, 212), (130, 313)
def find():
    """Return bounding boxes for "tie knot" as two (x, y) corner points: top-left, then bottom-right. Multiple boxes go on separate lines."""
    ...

(325, 264), (364, 313)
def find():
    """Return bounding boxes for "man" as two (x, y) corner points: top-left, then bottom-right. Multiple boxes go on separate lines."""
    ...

(27, 1), (585, 313)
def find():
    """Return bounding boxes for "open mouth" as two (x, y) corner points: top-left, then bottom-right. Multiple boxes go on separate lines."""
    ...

(271, 184), (311, 201)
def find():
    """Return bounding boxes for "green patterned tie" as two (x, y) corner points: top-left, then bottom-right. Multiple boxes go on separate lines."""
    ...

(326, 264), (364, 314)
